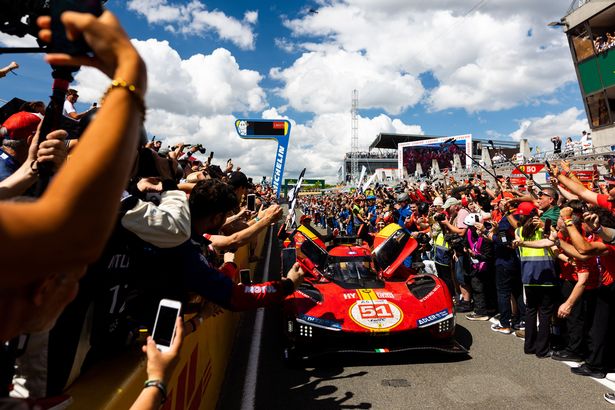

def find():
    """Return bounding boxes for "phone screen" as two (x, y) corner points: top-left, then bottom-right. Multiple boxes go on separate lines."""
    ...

(281, 247), (297, 275)
(153, 305), (179, 348)
(247, 194), (256, 212)
(240, 269), (251, 284)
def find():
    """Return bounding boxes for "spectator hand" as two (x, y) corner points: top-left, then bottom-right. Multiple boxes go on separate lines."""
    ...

(28, 127), (68, 172)
(557, 303), (571, 319)
(223, 252), (235, 264)
(39, 11), (146, 90)
(263, 204), (283, 222)
(560, 207), (573, 220)
(136, 177), (163, 193)
(286, 262), (304, 290)
(143, 317), (183, 384)
(583, 212), (600, 231)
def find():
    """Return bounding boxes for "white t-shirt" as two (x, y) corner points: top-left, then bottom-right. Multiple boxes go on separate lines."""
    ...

(62, 100), (77, 120)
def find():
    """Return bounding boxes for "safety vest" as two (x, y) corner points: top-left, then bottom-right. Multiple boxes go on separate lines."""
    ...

(515, 227), (558, 286)
(434, 233), (451, 266)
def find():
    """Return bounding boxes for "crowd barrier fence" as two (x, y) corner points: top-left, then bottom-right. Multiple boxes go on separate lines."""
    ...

(66, 227), (270, 410)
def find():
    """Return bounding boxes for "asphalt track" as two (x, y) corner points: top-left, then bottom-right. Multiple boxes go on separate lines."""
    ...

(219, 225), (614, 409)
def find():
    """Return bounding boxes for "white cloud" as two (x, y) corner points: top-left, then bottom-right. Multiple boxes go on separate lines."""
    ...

(270, 48), (424, 115)
(127, 0), (257, 49)
(509, 107), (589, 150)
(0, 33), (38, 48)
(278, 1), (574, 113)
(73, 39), (266, 118)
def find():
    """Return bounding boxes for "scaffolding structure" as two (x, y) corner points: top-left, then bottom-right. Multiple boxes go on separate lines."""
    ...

(350, 89), (359, 184)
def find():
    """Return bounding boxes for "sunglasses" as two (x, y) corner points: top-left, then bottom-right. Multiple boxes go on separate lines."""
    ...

(538, 191), (553, 198)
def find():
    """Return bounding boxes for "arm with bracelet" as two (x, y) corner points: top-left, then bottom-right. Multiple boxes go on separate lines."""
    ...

(0, 11), (147, 285)
(130, 317), (183, 410)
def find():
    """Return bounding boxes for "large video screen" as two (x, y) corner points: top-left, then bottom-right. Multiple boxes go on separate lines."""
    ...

(398, 135), (472, 177)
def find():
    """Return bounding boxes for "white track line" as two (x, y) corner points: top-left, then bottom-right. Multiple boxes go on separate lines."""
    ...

(240, 224), (274, 410)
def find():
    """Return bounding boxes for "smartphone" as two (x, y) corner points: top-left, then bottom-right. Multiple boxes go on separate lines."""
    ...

(152, 299), (182, 352)
(543, 218), (552, 238)
(281, 247), (297, 277)
(239, 269), (252, 284)
(247, 194), (256, 212)
(483, 221), (493, 231)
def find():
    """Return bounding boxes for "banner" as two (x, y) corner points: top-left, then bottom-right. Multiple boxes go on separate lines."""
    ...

(511, 164), (545, 175)
(235, 119), (291, 198)
(362, 173), (377, 193)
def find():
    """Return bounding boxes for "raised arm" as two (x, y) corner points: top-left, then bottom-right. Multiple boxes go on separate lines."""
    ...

(0, 11), (147, 285)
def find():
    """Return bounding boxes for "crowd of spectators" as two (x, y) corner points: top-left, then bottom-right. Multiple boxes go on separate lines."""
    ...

(402, 145), (466, 174)
(594, 32), (615, 54)
(0, 9), (303, 410)
(299, 158), (615, 404)
(344, 151), (397, 159)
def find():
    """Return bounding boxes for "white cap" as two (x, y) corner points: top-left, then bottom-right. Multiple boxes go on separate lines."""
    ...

(433, 197), (444, 207)
(463, 213), (481, 227)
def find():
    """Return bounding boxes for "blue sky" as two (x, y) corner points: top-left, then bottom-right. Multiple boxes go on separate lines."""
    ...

(0, 0), (589, 182)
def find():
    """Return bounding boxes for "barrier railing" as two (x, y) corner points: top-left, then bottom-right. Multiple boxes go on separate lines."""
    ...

(66, 227), (270, 409)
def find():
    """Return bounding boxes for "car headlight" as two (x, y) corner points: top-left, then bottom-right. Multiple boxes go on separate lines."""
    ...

(437, 317), (455, 333)
(299, 324), (313, 337)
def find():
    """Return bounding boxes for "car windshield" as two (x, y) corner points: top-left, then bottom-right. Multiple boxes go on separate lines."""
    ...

(324, 256), (383, 288)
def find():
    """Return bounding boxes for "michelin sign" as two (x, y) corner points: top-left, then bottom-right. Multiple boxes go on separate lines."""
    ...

(235, 119), (291, 198)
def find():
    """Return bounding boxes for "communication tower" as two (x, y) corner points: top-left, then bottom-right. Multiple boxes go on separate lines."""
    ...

(350, 89), (359, 184)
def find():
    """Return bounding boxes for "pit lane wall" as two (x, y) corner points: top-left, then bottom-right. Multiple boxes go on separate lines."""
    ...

(66, 228), (270, 410)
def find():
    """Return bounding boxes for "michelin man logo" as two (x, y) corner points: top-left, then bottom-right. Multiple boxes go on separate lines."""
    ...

(237, 120), (248, 136)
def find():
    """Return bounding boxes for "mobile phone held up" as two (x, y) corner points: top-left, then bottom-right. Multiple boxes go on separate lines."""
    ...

(247, 194), (256, 212)
(239, 269), (252, 285)
(152, 299), (182, 352)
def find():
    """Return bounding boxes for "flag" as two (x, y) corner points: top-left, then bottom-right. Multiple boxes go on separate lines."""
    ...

(362, 173), (376, 193)
(288, 168), (306, 229)
(357, 165), (367, 190)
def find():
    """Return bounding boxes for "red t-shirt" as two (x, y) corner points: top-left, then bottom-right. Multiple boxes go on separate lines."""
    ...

(558, 233), (600, 290)
(599, 241), (615, 286)
(596, 193), (614, 211)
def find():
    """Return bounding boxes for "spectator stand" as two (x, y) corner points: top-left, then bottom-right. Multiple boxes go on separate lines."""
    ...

(66, 228), (271, 410)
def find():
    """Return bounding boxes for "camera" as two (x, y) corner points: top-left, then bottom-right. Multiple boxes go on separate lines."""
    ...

(0, 0), (105, 54)
(444, 233), (465, 252)
(433, 213), (447, 222)
(193, 144), (206, 154)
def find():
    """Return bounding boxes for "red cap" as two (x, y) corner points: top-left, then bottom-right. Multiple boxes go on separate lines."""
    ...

(2, 111), (42, 140)
(461, 197), (469, 207)
(514, 201), (537, 216)
(300, 215), (312, 224)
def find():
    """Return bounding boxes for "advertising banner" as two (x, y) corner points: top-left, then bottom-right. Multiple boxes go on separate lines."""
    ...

(235, 119), (291, 198)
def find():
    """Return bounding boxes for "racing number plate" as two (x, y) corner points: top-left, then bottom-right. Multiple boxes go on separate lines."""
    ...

(349, 300), (403, 332)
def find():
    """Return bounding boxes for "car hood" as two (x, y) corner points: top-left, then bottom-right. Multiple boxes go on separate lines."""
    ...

(288, 277), (453, 333)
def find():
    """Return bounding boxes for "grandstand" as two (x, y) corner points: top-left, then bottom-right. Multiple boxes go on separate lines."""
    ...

(561, 0), (615, 149)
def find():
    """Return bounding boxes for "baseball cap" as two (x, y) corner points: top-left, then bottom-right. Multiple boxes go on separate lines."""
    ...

(366, 195), (376, 200)
(442, 197), (461, 209)
(397, 192), (409, 202)
(228, 171), (252, 188)
(463, 213), (481, 227)
(433, 196), (444, 207)
(514, 201), (537, 216)
(1, 111), (42, 140)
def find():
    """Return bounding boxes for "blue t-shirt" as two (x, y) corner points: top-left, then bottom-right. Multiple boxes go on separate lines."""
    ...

(0, 149), (19, 182)
(397, 205), (411, 228)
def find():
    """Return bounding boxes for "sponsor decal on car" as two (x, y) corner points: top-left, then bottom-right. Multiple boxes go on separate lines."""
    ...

(297, 314), (342, 331)
(343, 293), (358, 300)
(244, 285), (277, 294)
(416, 308), (450, 327)
(349, 300), (403, 331)
(375, 291), (395, 299)
(419, 284), (441, 302)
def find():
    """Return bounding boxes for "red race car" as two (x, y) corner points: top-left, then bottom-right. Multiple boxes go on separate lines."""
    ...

(280, 223), (466, 363)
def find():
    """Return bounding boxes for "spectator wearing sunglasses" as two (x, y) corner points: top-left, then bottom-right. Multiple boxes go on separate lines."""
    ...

(537, 188), (560, 226)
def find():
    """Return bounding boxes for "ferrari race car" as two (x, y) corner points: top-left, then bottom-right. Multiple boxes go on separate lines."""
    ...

(280, 223), (466, 362)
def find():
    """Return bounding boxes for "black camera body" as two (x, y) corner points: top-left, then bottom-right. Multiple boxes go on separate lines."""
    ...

(444, 233), (465, 252)
(0, 0), (104, 55)
(433, 213), (447, 222)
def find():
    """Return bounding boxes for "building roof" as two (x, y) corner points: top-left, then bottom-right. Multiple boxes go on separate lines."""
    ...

(369, 133), (445, 150)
